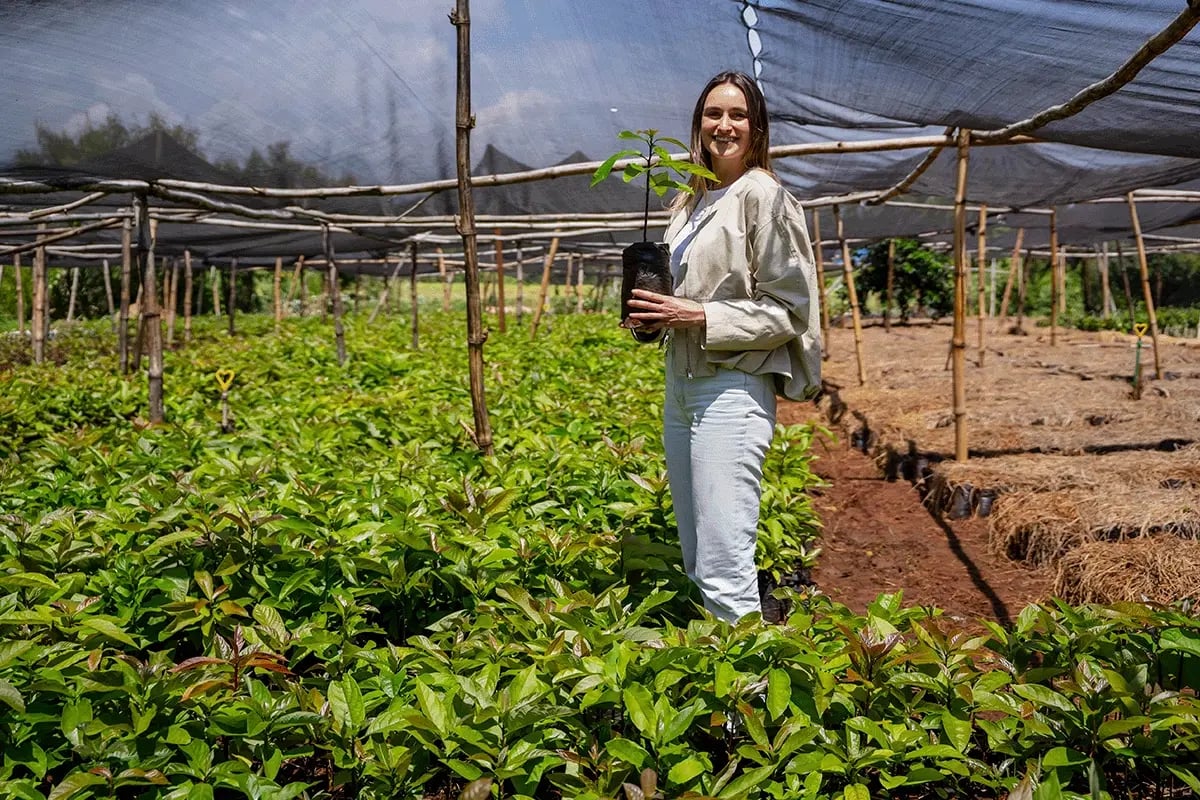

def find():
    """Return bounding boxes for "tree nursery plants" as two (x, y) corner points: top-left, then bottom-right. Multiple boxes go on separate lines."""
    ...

(0, 312), (1198, 800)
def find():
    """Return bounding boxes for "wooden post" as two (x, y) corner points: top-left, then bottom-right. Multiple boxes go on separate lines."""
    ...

(323, 226), (347, 366)
(1115, 240), (1136, 327)
(883, 238), (895, 332)
(996, 228), (1023, 327)
(409, 241), (420, 350)
(976, 205), (987, 365)
(31, 224), (46, 364)
(494, 231), (507, 333)
(273, 256), (283, 333)
(1017, 248), (1030, 331)
(530, 236), (561, 340)
(951, 128), (970, 463)
(451, 0), (494, 454)
(166, 258), (179, 347)
(368, 253), (405, 324)
(353, 269), (362, 315)
(1127, 193), (1162, 380)
(227, 258), (237, 336)
(210, 264), (221, 317)
(1049, 210), (1059, 346)
(67, 267), (80, 321)
(1099, 243), (1113, 320)
(119, 219), (132, 373)
(1059, 248), (1068, 315)
(135, 196), (164, 424)
(102, 258), (116, 331)
(287, 255), (303, 308)
(183, 250), (194, 343)
(831, 206), (866, 384)
(576, 261), (585, 314)
(13, 253), (24, 336)
(810, 209), (831, 359)
(515, 244), (525, 325)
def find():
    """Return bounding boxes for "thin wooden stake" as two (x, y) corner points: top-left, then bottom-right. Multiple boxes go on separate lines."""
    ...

(274, 256), (283, 333)
(1049, 210), (1059, 346)
(13, 252), (24, 336)
(576, 261), (585, 314)
(323, 225), (347, 366)
(996, 228), (1023, 328)
(31, 224), (47, 363)
(368, 253), (404, 324)
(227, 257), (237, 336)
(1099, 243), (1113, 319)
(102, 258), (115, 331)
(135, 196), (164, 424)
(452, 0), (494, 454)
(495, 230), (507, 333)
(119, 220), (132, 373)
(951, 128), (971, 463)
(166, 257), (179, 347)
(832, 206), (866, 384)
(884, 238), (894, 332)
(1127, 193), (1162, 380)
(183, 250), (193, 343)
(410, 241), (420, 350)
(515, 243), (525, 324)
(67, 267), (80, 321)
(530, 235), (561, 340)
(976, 204), (987, 365)
(811, 210), (830, 359)
(210, 264), (221, 317)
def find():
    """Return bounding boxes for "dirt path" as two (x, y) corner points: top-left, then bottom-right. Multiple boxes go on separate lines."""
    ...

(780, 401), (1053, 625)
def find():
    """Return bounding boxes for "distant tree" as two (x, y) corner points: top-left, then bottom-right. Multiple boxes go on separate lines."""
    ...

(859, 238), (954, 321)
(14, 112), (201, 167)
(214, 141), (355, 189)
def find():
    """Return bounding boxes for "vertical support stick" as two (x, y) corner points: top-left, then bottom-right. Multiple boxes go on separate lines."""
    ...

(136, 196), (164, 424)
(119, 219), (132, 373)
(530, 236), (560, 340)
(437, 247), (451, 311)
(1049, 210), (1059, 346)
(515, 244), (525, 324)
(274, 256), (283, 333)
(67, 267), (80, 322)
(410, 241), (420, 350)
(811, 210), (830, 359)
(227, 257), (237, 336)
(323, 225), (347, 366)
(1099, 243), (1113, 319)
(183, 250), (194, 343)
(976, 205), (987, 365)
(102, 258), (116, 331)
(576, 261), (585, 314)
(883, 238), (894, 332)
(452, 0), (494, 454)
(832, 206), (866, 384)
(31, 225), (47, 363)
(996, 228), (1023, 327)
(494, 230), (507, 333)
(1127, 193), (1162, 379)
(166, 258), (179, 347)
(368, 252), (404, 324)
(951, 128), (970, 463)
(210, 264), (221, 316)
(13, 253), (25, 336)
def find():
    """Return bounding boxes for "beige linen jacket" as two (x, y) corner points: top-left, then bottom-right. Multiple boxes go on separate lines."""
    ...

(663, 168), (822, 401)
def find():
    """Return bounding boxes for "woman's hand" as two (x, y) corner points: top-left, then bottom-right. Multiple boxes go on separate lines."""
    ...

(625, 289), (706, 332)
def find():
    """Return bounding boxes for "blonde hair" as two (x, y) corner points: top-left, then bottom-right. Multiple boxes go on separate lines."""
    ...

(671, 71), (773, 212)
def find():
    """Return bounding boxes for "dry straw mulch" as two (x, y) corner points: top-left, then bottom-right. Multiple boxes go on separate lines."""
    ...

(1054, 537), (1200, 605)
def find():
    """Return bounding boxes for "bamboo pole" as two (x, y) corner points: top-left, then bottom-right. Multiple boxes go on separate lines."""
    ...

(996, 228), (1023, 327)
(409, 241), (420, 350)
(182, 251), (194, 343)
(1017, 248), (1030, 331)
(323, 225), (347, 366)
(1098, 244), (1112, 319)
(166, 257), (179, 347)
(1058, 248), (1068, 315)
(1115, 240), (1136, 327)
(451, 0), (494, 455)
(227, 257), (237, 336)
(576, 261), (585, 314)
(810, 210), (830, 359)
(287, 255), (303, 306)
(832, 205), (866, 384)
(883, 238), (894, 332)
(368, 253), (405, 324)
(210, 264), (221, 316)
(494, 230), (506, 333)
(1049, 210), (1059, 346)
(353, 269), (362, 315)
(1127, 193), (1162, 380)
(976, 205), (987, 365)
(119, 220), (132, 373)
(273, 256), (283, 333)
(31, 224), (46, 363)
(135, 196), (164, 424)
(102, 258), (115, 331)
(530, 235), (561, 340)
(67, 267), (80, 321)
(437, 247), (451, 311)
(515, 243), (525, 324)
(951, 128), (970, 463)
(13, 252), (24, 336)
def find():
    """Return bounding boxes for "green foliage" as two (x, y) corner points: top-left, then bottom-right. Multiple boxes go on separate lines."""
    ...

(858, 239), (954, 321)
(14, 112), (201, 168)
(0, 312), (1196, 799)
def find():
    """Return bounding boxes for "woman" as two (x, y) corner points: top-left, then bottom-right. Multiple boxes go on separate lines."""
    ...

(626, 70), (821, 622)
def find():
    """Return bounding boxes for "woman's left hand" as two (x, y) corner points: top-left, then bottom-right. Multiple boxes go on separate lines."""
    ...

(626, 289), (706, 331)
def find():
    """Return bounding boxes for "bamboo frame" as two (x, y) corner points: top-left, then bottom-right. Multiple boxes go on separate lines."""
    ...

(323, 226), (347, 366)
(1127, 192), (1162, 380)
(530, 235), (560, 340)
(410, 241), (420, 350)
(183, 250), (193, 343)
(119, 221), (132, 373)
(31, 224), (46, 364)
(1049, 210), (1059, 346)
(976, 205), (987, 365)
(884, 238), (894, 333)
(494, 229), (506, 333)
(996, 228), (1023, 327)
(12, 252), (24, 336)
(952, 128), (970, 463)
(273, 256), (283, 334)
(135, 196), (165, 424)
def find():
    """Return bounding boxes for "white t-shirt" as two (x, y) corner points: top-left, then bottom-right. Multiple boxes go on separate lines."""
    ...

(668, 185), (730, 282)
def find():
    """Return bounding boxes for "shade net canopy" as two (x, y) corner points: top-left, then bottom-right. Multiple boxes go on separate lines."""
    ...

(1, 0), (1199, 265)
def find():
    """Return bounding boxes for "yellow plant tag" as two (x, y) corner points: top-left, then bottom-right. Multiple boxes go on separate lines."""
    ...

(215, 369), (236, 391)
(1132, 323), (1148, 338)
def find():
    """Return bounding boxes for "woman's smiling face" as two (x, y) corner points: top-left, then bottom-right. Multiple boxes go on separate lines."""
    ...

(700, 82), (752, 182)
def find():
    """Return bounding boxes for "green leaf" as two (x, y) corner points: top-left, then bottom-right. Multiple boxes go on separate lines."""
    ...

(78, 618), (137, 647)
(719, 765), (774, 798)
(47, 772), (106, 800)
(415, 681), (450, 737)
(1165, 766), (1200, 792)
(1097, 716), (1150, 740)
(1161, 627), (1200, 657)
(0, 573), (59, 591)
(141, 530), (199, 555)
(623, 685), (656, 737)
(590, 150), (640, 187)
(842, 784), (870, 800)
(667, 756), (705, 786)
(766, 668), (790, 719)
(940, 713), (973, 752)
(0, 640), (34, 670)
(1042, 747), (1089, 768)
(605, 737), (650, 768)
(0, 679), (25, 713)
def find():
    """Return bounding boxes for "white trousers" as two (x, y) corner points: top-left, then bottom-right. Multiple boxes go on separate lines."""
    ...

(663, 355), (777, 622)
